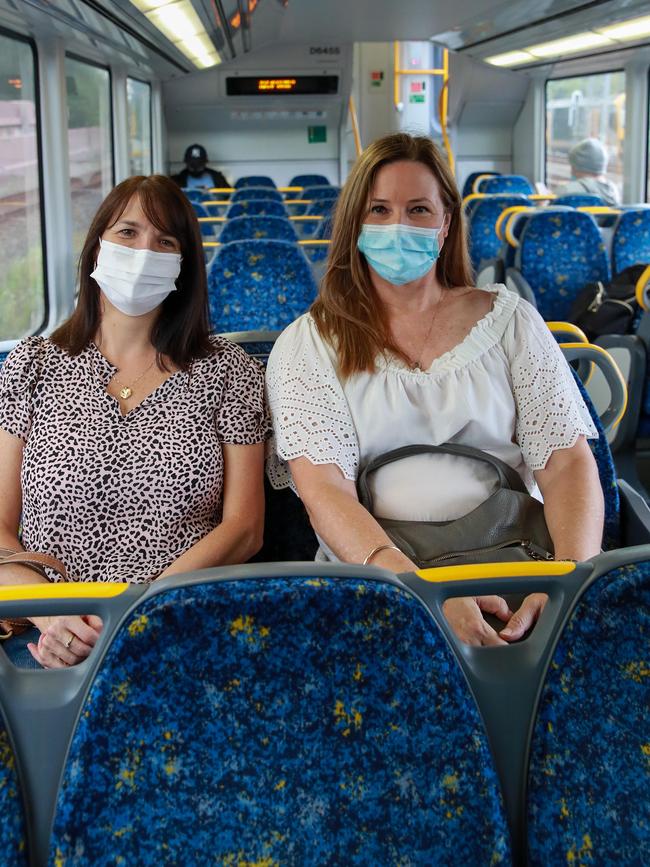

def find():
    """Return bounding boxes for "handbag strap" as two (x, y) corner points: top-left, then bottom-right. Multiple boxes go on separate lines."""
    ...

(357, 442), (529, 512)
(0, 550), (68, 582)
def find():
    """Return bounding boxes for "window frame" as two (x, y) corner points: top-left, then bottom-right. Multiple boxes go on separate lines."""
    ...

(126, 75), (153, 176)
(0, 24), (49, 340)
(544, 67), (626, 187)
(65, 51), (116, 189)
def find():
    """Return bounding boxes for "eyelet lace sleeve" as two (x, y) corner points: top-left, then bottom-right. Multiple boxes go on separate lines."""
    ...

(502, 299), (598, 471)
(265, 315), (359, 490)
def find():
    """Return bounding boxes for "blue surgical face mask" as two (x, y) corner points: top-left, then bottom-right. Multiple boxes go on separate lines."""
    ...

(357, 223), (443, 285)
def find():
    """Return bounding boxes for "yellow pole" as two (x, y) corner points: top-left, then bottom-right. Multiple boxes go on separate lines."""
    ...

(348, 95), (362, 156)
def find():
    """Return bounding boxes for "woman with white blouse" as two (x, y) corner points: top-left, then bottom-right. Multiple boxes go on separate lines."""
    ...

(266, 133), (604, 647)
(0, 175), (268, 668)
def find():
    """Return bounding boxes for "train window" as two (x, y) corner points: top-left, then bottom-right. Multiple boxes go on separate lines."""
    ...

(65, 56), (113, 266)
(546, 72), (625, 197)
(126, 77), (152, 175)
(0, 31), (46, 341)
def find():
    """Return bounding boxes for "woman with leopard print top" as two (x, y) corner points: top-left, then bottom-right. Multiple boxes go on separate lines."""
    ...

(0, 175), (269, 668)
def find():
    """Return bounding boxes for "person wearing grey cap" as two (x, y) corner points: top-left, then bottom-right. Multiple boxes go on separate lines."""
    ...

(557, 138), (621, 206)
(171, 143), (229, 190)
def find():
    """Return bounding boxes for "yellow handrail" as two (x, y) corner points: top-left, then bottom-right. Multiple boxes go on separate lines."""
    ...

(393, 43), (454, 173)
(348, 94), (362, 156)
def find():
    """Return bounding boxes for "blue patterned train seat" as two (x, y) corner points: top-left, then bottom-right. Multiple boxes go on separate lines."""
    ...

(231, 186), (285, 204)
(300, 195), (338, 236)
(0, 720), (28, 867)
(527, 559), (650, 866)
(226, 199), (288, 220)
(219, 215), (298, 244)
(234, 175), (276, 189)
(478, 175), (534, 195)
(461, 171), (500, 199)
(513, 210), (610, 320)
(467, 194), (530, 271)
(49, 572), (511, 866)
(180, 187), (205, 202)
(0, 351), (7, 369)
(208, 239), (317, 331)
(290, 173), (331, 188)
(611, 208), (650, 275)
(303, 185), (341, 201)
(553, 194), (604, 208)
(190, 201), (217, 237)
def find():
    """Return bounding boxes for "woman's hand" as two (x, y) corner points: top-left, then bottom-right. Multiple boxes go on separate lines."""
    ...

(27, 614), (103, 668)
(499, 593), (548, 642)
(442, 596), (513, 647)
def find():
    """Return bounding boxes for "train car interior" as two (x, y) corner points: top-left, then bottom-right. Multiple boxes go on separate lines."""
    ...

(0, 0), (649, 864)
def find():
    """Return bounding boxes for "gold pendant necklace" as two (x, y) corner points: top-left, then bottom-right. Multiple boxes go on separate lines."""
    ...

(407, 290), (447, 371)
(110, 360), (155, 400)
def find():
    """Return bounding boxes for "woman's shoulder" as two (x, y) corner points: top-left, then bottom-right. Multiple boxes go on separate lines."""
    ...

(191, 333), (265, 381)
(1, 336), (52, 378)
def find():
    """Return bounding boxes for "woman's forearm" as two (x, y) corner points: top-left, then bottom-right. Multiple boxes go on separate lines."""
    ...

(540, 458), (604, 561)
(303, 481), (417, 572)
(157, 516), (263, 579)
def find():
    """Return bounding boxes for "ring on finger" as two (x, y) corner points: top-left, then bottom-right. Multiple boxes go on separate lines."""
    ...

(64, 633), (73, 649)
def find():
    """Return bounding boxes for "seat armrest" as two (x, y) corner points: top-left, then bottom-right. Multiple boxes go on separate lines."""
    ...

(505, 268), (537, 307)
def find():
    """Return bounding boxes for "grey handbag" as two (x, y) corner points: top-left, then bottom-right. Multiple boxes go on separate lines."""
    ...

(357, 443), (554, 567)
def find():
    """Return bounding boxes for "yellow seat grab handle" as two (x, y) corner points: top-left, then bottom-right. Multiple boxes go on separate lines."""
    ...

(546, 321), (589, 344)
(559, 342), (628, 432)
(495, 206), (533, 242)
(635, 264), (650, 311)
(504, 208), (536, 248)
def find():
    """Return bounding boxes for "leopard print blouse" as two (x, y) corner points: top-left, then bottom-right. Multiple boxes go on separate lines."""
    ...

(0, 336), (270, 582)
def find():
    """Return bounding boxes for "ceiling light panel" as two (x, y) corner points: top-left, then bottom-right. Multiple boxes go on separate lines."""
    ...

(129, 0), (221, 68)
(525, 32), (613, 58)
(484, 50), (535, 67)
(597, 15), (650, 41)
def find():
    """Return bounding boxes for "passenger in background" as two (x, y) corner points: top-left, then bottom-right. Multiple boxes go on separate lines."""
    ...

(266, 132), (604, 647)
(558, 138), (621, 206)
(171, 143), (229, 190)
(0, 175), (268, 668)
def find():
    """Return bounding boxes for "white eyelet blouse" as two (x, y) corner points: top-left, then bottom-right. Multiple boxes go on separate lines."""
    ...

(266, 284), (597, 530)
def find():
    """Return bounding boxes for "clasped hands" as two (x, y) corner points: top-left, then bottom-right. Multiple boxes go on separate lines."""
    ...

(27, 614), (103, 668)
(443, 593), (548, 647)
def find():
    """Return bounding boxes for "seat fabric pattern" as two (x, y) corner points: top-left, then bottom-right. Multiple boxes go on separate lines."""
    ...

(478, 175), (534, 195)
(219, 216), (298, 244)
(181, 187), (204, 202)
(553, 194), (603, 208)
(611, 209), (650, 275)
(208, 240), (317, 331)
(0, 352), (7, 368)
(569, 371), (620, 549)
(0, 723), (27, 866)
(231, 187), (285, 204)
(50, 576), (511, 867)
(226, 200), (288, 219)
(290, 174), (331, 188)
(461, 171), (500, 199)
(234, 175), (276, 189)
(302, 185), (340, 201)
(516, 211), (610, 321)
(190, 201), (217, 237)
(467, 195), (529, 271)
(527, 560), (650, 866)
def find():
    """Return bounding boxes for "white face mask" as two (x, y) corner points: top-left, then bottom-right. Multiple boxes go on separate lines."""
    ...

(91, 238), (182, 317)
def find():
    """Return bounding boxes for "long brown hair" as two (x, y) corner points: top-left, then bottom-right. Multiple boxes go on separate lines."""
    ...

(311, 133), (473, 376)
(51, 175), (214, 369)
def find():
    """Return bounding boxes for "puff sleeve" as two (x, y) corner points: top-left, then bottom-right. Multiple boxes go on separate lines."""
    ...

(265, 315), (359, 490)
(502, 299), (598, 471)
(0, 337), (44, 442)
(215, 342), (271, 445)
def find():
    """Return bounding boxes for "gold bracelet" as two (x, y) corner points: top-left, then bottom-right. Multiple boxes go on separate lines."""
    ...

(363, 544), (401, 566)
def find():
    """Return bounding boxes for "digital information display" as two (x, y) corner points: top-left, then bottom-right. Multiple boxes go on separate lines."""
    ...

(226, 75), (338, 96)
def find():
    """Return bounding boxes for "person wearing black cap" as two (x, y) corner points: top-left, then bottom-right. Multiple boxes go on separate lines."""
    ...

(171, 144), (229, 190)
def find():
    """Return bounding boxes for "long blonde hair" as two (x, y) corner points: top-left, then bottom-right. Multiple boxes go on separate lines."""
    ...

(311, 133), (473, 377)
